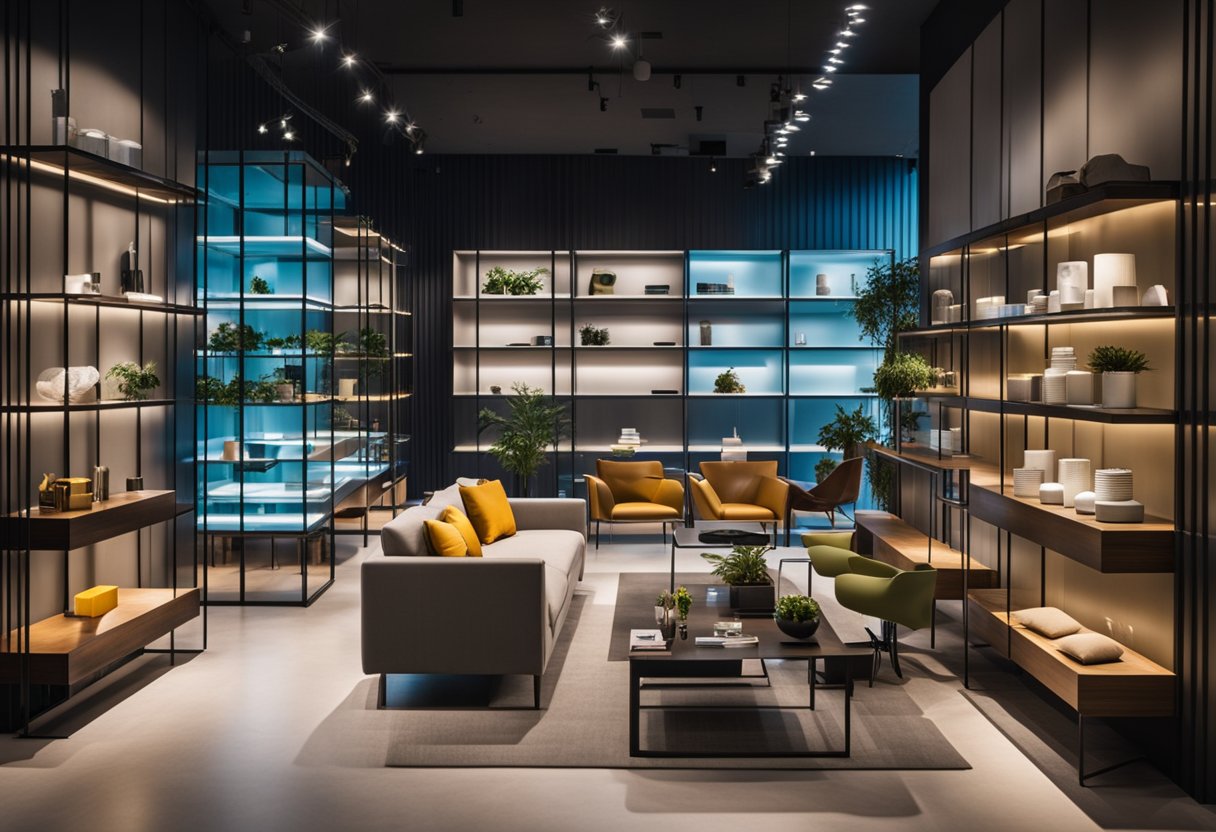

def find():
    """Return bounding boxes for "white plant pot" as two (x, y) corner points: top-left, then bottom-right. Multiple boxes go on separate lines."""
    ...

(1101, 372), (1137, 408)
(338, 378), (358, 398)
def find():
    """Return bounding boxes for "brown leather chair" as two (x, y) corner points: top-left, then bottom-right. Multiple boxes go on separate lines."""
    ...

(781, 456), (863, 544)
(584, 459), (684, 548)
(688, 460), (788, 540)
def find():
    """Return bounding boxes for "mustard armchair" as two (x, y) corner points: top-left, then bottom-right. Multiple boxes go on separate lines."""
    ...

(584, 459), (684, 548)
(688, 461), (788, 540)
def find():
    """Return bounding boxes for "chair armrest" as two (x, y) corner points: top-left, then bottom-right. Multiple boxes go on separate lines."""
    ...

(584, 475), (614, 521)
(508, 498), (587, 537)
(801, 531), (856, 550)
(688, 476), (723, 520)
(654, 478), (685, 514)
(845, 554), (902, 579)
(755, 476), (790, 518)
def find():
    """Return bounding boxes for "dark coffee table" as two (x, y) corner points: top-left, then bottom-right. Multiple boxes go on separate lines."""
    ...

(628, 580), (872, 758)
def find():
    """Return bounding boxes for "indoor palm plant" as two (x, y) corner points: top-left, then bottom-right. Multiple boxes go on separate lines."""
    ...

(1087, 345), (1151, 408)
(774, 594), (821, 640)
(817, 403), (877, 460)
(477, 382), (571, 496)
(701, 545), (774, 611)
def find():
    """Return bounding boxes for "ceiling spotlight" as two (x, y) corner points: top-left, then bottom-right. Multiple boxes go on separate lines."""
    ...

(828, 57), (843, 64)
(611, 34), (627, 49)
(310, 25), (328, 43)
(825, 66), (838, 72)
(709, 158), (717, 173)
(257, 124), (267, 134)
(792, 91), (807, 102)
(847, 4), (868, 10)
(359, 89), (374, 103)
(795, 111), (810, 122)
(406, 122), (418, 134)
(283, 130), (295, 140)
(342, 54), (357, 68)
(785, 123), (801, 132)
(809, 150), (816, 156)
(776, 127), (789, 135)
(840, 29), (857, 37)
(385, 110), (400, 123)
(852, 17), (866, 23)
(594, 7), (617, 28)
(829, 48), (841, 54)
(836, 41), (850, 48)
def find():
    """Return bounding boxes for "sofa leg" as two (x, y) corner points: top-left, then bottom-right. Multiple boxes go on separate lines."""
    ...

(377, 674), (387, 709)
(595, 521), (600, 550)
(534, 674), (542, 709)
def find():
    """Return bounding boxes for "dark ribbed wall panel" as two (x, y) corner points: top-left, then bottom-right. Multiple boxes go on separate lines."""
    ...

(401, 154), (919, 491)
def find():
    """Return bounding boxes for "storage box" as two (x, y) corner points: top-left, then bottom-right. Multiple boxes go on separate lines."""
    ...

(74, 585), (118, 617)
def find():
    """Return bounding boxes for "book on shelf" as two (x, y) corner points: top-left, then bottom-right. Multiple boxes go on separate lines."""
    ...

(695, 635), (760, 648)
(630, 629), (668, 651)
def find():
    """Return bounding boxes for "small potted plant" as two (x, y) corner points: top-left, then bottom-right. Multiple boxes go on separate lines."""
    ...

(817, 403), (877, 459)
(271, 366), (295, 402)
(579, 323), (610, 346)
(872, 351), (935, 401)
(774, 594), (821, 640)
(249, 275), (272, 295)
(673, 585), (692, 622)
(264, 336), (286, 355)
(482, 266), (549, 296)
(654, 591), (675, 627)
(1087, 345), (1151, 408)
(713, 367), (746, 394)
(815, 457), (838, 484)
(701, 545), (774, 611)
(106, 361), (160, 401)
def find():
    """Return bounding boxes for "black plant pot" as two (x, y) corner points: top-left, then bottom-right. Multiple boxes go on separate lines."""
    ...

(729, 583), (775, 613)
(775, 616), (821, 640)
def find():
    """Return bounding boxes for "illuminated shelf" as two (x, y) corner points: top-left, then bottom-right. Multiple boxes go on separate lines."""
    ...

(14, 292), (199, 315)
(1, 144), (196, 202)
(1, 490), (179, 550)
(5, 398), (176, 413)
(196, 235), (332, 258)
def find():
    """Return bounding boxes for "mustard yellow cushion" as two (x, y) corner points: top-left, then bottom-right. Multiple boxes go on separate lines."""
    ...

(441, 505), (483, 557)
(611, 502), (680, 520)
(459, 480), (517, 544)
(423, 519), (469, 557)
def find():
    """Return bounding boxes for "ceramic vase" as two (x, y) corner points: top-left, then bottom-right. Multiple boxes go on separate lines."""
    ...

(1093, 253), (1136, 308)
(1101, 372), (1137, 408)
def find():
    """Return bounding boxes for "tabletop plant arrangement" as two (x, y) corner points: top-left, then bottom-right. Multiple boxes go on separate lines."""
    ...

(579, 323), (610, 346)
(1087, 345), (1151, 408)
(701, 545), (773, 611)
(712, 367), (746, 394)
(482, 265), (549, 296)
(774, 594), (821, 640)
(106, 361), (160, 401)
(654, 586), (693, 635)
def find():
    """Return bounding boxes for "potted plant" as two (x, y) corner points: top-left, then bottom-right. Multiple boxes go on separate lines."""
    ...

(1087, 345), (1151, 408)
(264, 336), (286, 354)
(249, 275), (272, 295)
(873, 351), (935, 401)
(579, 323), (610, 346)
(271, 367), (295, 402)
(817, 403), (877, 460)
(654, 591), (675, 627)
(713, 367), (746, 394)
(207, 321), (263, 353)
(477, 382), (571, 496)
(774, 594), (821, 640)
(106, 361), (159, 401)
(815, 457), (838, 484)
(701, 545), (774, 611)
(482, 266), (549, 296)
(673, 585), (692, 622)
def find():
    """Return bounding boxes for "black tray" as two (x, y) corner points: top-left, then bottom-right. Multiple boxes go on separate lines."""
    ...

(698, 529), (770, 546)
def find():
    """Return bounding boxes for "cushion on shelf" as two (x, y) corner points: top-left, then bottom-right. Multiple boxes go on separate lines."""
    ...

(423, 519), (469, 557)
(441, 505), (483, 557)
(1054, 632), (1125, 665)
(1012, 606), (1083, 639)
(459, 479), (517, 544)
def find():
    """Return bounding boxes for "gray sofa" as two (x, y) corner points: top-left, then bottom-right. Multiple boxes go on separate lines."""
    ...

(362, 489), (586, 708)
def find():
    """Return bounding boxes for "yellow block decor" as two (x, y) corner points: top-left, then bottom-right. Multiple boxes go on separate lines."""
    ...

(74, 585), (118, 617)
(423, 519), (469, 557)
(459, 479), (517, 544)
(441, 505), (483, 557)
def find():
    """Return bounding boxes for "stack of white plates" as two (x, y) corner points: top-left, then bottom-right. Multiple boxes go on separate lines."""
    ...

(1023, 449), (1057, 478)
(1050, 347), (1077, 370)
(1043, 370), (1068, 404)
(1013, 467), (1044, 497)
(1094, 468), (1134, 501)
(1058, 458), (1092, 508)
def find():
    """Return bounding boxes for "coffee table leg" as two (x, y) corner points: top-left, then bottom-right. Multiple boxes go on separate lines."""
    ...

(629, 661), (641, 756)
(808, 658), (816, 710)
(669, 540), (676, 593)
(844, 661), (853, 756)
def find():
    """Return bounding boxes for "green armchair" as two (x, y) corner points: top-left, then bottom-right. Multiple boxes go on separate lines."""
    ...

(834, 555), (938, 685)
(801, 532), (856, 592)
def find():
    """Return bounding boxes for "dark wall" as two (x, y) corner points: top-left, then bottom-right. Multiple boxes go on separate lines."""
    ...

(398, 154), (920, 491)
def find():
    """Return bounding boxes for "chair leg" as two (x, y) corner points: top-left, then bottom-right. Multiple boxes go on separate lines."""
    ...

(534, 675), (542, 709)
(595, 521), (600, 550)
(888, 622), (903, 679)
(865, 626), (882, 687)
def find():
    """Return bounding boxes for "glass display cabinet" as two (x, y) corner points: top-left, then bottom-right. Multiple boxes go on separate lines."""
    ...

(195, 151), (347, 605)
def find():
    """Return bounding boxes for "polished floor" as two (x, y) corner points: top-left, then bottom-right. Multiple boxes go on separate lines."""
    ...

(0, 529), (1212, 832)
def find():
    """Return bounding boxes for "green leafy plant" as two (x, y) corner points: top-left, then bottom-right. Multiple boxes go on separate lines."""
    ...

(850, 256), (920, 361)
(333, 406), (357, 428)
(775, 594), (821, 623)
(249, 275), (272, 295)
(873, 351), (935, 400)
(817, 404), (877, 458)
(1087, 345), (1151, 374)
(673, 585), (692, 621)
(207, 322), (263, 353)
(482, 266), (549, 296)
(106, 361), (159, 401)
(815, 457), (838, 484)
(579, 324), (610, 346)
(477, 382), (571, 496)
(195, 375), (238, 406)
(352, 327), (389, 379)
(700, 545), (772, 586)
(282, 334), (302, 350)
(712, 367), (746, 394)
(305, 329), (342, 355)
(264, 336), (287, 350)
(244, 376), (280, 404)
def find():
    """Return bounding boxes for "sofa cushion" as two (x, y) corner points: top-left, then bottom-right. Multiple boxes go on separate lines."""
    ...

(721, 502), (777, 520)
(381, 505), (444, 556)
(1055, 632), (1124, 665)
(423, 519), (469, 557)
(427, 482), (465, 511)
(1012, 606), (1083, 639)
(441, 505), (483, 557)
(460, 480), (517, 544)
(612, 501), (680, 520)
(483, 529), (583, 575)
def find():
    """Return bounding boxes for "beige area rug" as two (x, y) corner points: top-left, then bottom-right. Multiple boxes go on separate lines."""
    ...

(380, 577), (970, 770)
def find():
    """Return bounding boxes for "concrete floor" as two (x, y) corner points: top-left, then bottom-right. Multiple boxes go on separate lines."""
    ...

(0, 528), (1211, 832)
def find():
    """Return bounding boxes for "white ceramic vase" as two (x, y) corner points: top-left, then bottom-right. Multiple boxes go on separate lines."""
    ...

(338, 378), (358, 398)
(1101, 372), (1137, 408)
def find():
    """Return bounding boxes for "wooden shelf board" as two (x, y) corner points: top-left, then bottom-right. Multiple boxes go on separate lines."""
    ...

(1, 490), (178, 550)
(854, 512), (997, 600)
(869, 444), (978, 472)
(967, 588), (1174, 717)
(3, 145), (197, 202)
(0, 587), (200, 686)
(968, 478), (1174, 573)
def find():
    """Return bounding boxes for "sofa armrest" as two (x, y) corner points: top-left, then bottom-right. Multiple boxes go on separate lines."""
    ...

(361, 553), (546, 676)
(508, 498), (587, 537)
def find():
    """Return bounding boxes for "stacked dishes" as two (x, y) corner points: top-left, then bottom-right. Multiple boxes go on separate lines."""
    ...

(1058, 458), (1092, 508)
(1023, 449), (1057, 479)
(1050, 346), (1078, 370)
(1094, 468), (1134, 501)
(1043, 370), (1068, 404)
(1013, 467), (1044, 497)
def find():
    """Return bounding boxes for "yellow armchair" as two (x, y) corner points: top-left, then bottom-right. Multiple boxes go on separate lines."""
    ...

(689, 461), (788, 540)
(585, 459), (684, 548)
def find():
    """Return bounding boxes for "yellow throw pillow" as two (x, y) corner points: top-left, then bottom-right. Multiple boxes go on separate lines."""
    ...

(423, 519), (469, 557)
(441, 505), (483, 557)
(459, 479), (517, 544)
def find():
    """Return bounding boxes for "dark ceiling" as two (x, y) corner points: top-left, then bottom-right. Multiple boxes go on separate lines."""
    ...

(204, 0), (935, 156)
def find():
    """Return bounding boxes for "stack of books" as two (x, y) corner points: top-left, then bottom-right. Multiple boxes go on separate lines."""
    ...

(696, 282), (734, 295)
(694, 635), (760, 648)
(630, 629), (668, 651)
(611, 428), (643, 457)
(644, 284), (670, 295)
